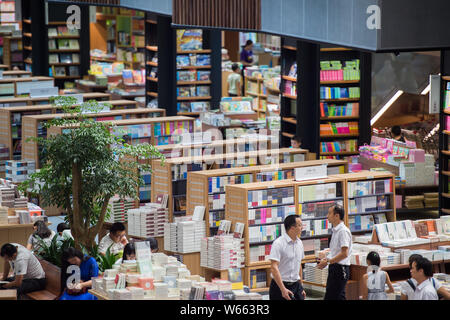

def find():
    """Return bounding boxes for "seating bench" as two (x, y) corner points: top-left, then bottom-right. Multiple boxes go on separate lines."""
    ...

(25, 259), (61, 300)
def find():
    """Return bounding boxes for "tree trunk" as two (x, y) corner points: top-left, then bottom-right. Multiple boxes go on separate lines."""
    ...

(71, 162), (85, 249)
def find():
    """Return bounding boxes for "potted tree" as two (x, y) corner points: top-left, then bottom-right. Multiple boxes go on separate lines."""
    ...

(22, 96), (164, 251)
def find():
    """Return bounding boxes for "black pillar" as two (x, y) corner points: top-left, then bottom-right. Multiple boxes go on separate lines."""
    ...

(359, 52), (372, 146)
(297, 40), (320, 156)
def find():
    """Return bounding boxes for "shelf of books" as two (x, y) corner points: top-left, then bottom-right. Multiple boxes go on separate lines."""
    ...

(176, 29), (212, 115)
(156, 135), (272, 159)
(187, 159), (347, 236)
(47, 22), (81, 86)
(330, 171), (397, 233)
(0, 94), (116, 159)
(3, 35), (23, 69)
(280, 38), (298, 147)
(145, 13), (158, 108)
(319, 48), (361, 160)
(151, 148), (310, 222)
(0, 92), (110, 108)
(0, 76), (54, 98)
(0, 1), (16, 65)
(21, 106), (174, 168)
(440, 75), (450, 216)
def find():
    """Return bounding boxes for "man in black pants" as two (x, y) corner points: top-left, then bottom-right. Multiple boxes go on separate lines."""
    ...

(268, 214), (306, 300)
(318, 205), (353, 300)
(0, 243), (46, 298)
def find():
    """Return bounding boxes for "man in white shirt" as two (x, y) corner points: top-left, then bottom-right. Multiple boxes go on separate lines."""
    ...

(98, 222), (128, 256)
(318, 204), (352, 300)
(0, 243), (46, 297)
(268, 214), (306, 300)
(410, 257), (438, 300)
(401, 254), (450, 300)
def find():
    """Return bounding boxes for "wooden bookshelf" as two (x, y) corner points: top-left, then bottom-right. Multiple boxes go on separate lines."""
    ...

(2, 71), (32, 78)
(151, 148), (310, 222)
(0, 96), (119, 159)
(3, 36), (24, 70)
(281, 75), (296, 82)
(187, 159), (348, 236)
(21, 105), (168, 167)
(440, 75), (450, 216)
(0, 76), (54, 98)
(329, 171), (397, 230)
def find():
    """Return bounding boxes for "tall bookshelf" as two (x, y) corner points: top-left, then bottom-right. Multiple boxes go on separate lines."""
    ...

(145, 13), (158, 106)
(244, 76), (267, 118)
(280, 38), (298, 146)
(46, 2), (90, 89)
(439, 74), (450, 216)
(187, 159), (347, 236)
(3, 35), (23, 70)
(151, 148), (309, 222)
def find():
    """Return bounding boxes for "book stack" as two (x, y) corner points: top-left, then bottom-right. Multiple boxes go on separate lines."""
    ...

(248, 224), (283, 244)
(0, 206), (8, 225)
(249, 244), (272, 263)
(5, 160), (35, 183)
(14, 197), (28, 209)
(106, 197), (135, 223)
(320, 87), (360, 99)
(302, 219), (332, 236)
(404, 195), (424, 209)
(304, 263), (328, 285)
(0, 145), (8, 175)
(189, 285), (206, 300)
(300, 200), (338, 219)
(320, 60), (360, 81)
(201, 235), (244, 270)
(256, 169), (293, 182)
(127, 204), (168, 238)
(164, 220), (206, 253)
(298, 183), (339, 202)
(0, 186), (15, 208)
(154, 282), (169, 299)
(424, 193), (439, 208)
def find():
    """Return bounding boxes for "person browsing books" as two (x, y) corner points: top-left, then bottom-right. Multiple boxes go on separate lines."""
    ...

(227, 63), (242, 97)
(318, 204), (352, 300)
(391, 125), (406, 143)
(26, 220), (56, 254)
(114, 242), (136, 266)
(409, 257), (438, 300)
(268, 214), (306, 300)
(401, 254), (449, 300)
(0, 243), (46, 298)
(98, 222), (128, 256)
(240, 40), (254, 66)
(361, 251), (394, 300)
(60, 247), (99, 300)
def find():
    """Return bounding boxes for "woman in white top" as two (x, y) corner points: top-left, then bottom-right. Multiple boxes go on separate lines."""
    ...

(362, 251), (394, 300)
(26, 220), (56, 253)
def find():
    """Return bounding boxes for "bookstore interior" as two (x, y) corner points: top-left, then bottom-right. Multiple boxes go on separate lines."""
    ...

(0, 0), (448, 302)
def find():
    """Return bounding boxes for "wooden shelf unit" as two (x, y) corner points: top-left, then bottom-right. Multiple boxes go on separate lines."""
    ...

(0, 93), (113, 159)
(187, 159), (347, 236)
(20, 104), (169, 167)
(0, 76), (54, 98)
(223, 170), (396, 286)
(243, 76), (269, 119)
(329, 171), (397, 230)
(3, 36), (24, 70)
(145, 12), (159, 107)
(151, 148), (310, 222)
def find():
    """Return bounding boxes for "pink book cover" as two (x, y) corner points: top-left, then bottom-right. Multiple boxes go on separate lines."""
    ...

(338, 70), (344, 81)
(326, 142), (333, 152)
(447, 116), (450, 130)
(261, 208), (266, 224)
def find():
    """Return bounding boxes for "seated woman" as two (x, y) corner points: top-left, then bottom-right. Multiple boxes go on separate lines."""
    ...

(26, 221), (56, 253)
(114, 242), (136, 265)
(59, 247), (99, 300)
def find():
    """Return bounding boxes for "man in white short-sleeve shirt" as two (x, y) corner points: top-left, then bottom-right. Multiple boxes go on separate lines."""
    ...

(318, 205), (352, 300)
(410, 257), (438, 300)
(0, 243), (46, 297)
(400, 253), (450, 300)
(268, 214), (306, 300)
